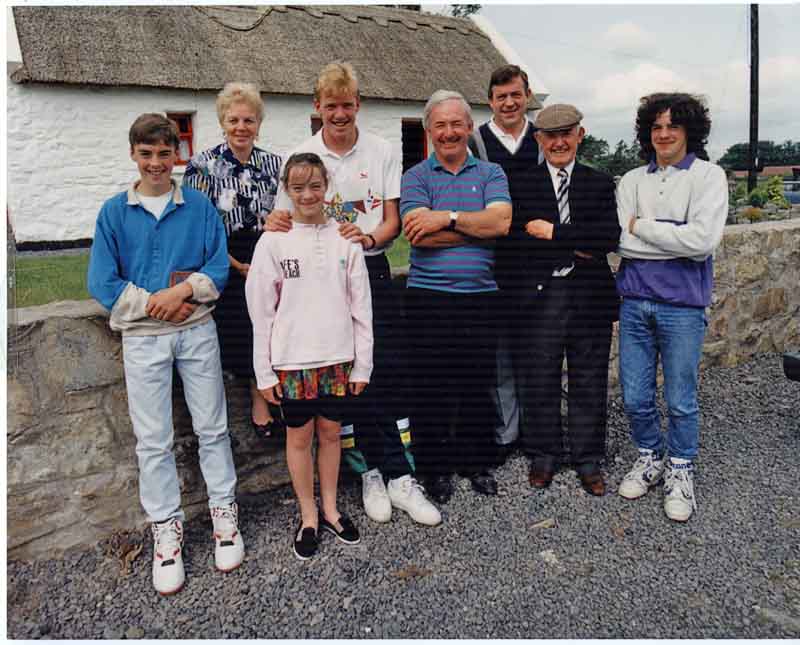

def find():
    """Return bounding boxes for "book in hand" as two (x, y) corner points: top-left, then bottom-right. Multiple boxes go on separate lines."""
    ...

(169, 270), (201, 304)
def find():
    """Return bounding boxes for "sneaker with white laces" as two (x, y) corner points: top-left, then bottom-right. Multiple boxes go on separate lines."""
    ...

(152, 518), (185, 595)
(663, 459), (697, 522)
(362, 468), (392, 523)
(618, 449), (666, 500)
(387, 475), (442, 526)
(211, 503), (245, 572)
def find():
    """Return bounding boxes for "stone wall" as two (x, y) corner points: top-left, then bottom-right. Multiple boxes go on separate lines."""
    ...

(7, 219), (800, 560)
(7, 301), (290, 561)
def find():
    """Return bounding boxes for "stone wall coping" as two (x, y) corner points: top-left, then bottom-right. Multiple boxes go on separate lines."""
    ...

(724, 218), (800, 234)
(12, 299), (109, 327)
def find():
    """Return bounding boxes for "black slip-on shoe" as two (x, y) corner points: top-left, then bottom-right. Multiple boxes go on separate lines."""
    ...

(293, 524), (318, 561)
(319, 514), (361, 545)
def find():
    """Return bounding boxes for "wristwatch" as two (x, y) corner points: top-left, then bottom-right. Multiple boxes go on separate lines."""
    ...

(447, 210), (459, 231)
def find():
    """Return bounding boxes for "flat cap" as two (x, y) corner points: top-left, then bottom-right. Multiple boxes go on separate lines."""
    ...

(534, 103), (584, 132)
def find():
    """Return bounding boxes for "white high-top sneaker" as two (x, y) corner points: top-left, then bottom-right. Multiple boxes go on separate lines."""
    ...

(152, 518), (185, 595)
(211, 503), (245, 572)
(362, 468), (392, 523)
(663, 459), (697, 522)
(387, 475), (442, 526)
(618, 449), (666, 500)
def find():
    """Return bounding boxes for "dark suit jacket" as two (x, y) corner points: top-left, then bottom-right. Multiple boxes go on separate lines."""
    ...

(497, 160), (621, 322)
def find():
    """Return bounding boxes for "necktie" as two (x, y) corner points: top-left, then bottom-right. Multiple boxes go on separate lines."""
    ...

(557, 168), (570, 224)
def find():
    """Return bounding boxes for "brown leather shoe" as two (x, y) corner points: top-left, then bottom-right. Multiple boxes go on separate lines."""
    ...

(529, 468), (554, 489)
(579, 471), (606, 496)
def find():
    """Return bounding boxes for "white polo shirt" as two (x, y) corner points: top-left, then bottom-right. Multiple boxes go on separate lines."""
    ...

(275, 128), (401, 257)
(487, 116), (531, 155)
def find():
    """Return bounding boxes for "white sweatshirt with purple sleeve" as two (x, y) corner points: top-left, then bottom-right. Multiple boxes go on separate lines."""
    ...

(245, 220), (373, 391)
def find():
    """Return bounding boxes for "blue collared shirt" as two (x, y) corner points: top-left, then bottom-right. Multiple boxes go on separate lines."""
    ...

(88, 183), (229, 312)
(400, 154), (510, 293)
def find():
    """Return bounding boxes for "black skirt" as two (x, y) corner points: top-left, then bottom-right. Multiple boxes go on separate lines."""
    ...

(214, 228), (261, 378)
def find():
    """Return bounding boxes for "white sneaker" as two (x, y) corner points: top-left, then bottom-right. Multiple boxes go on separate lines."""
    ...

(211, 503), (245, 572)
(618, 449), (666, 500)
(387, 475), (442, 526)
(663, 459), (697, 522)
(362, 468), (392, 523)
(152, 518), (185, 595)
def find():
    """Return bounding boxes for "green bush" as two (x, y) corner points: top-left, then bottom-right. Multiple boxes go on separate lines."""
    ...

(732, 182), (748, 204)
(748, 188), (768, 208)
(764, 176), (790, 208)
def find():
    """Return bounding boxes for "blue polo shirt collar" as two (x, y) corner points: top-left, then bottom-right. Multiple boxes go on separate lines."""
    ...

(429, 153), (478, 175)
(647, 152), (697, 173)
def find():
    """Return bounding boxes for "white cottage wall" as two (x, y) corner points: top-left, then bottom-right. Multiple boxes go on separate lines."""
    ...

(7, 81), (493, 243)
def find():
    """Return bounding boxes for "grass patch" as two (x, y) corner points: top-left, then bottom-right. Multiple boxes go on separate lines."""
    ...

(385, 233), (410, 270)
(11, 234), (412, 309)
(12, 254), (91, 308)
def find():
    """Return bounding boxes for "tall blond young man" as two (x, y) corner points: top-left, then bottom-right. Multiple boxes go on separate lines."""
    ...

(265, 63), (440, 527)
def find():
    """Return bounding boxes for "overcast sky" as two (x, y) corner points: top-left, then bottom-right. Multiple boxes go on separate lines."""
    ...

(477, 3), (799, 161)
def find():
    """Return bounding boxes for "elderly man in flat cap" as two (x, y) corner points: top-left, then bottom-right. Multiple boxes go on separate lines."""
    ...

(505, 103), (621, 495)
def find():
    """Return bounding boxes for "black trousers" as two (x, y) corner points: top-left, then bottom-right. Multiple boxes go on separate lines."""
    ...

(346, 254), (413, 479)
(404, 287), (499, 477)
(515, 276), (612, 475)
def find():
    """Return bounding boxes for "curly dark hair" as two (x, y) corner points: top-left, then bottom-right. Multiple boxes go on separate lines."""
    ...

(635, 93), (711, 161)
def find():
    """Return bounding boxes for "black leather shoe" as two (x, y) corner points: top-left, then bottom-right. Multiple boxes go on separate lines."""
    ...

(470, 471), (498, 496)
(424, 475), (454, 504)
(497, 441), (518, 466)
(529, 466), (554, 489)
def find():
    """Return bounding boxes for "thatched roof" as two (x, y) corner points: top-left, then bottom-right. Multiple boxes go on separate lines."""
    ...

(11, 5), (537, 108)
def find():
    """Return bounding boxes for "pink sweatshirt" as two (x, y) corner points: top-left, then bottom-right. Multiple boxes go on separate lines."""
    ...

(245, 220), (373, 391)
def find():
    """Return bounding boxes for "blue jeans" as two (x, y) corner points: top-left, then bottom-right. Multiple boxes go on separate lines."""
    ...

(122, 319), (236, 523)
(618, 298), (706, 460)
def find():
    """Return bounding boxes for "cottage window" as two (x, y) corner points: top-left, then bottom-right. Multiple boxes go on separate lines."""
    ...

(402, 119), (428, 174)
(166, 112), (194, 165)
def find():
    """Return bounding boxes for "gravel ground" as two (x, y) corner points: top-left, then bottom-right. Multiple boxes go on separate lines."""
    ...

(7, 352), (800, 639)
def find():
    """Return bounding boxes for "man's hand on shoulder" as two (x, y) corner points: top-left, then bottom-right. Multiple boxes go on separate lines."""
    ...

(338, 222), (370, 247)
(402, 209), (449, 245)
(264, 209), (293, 233)
(146, 282), (193, 322)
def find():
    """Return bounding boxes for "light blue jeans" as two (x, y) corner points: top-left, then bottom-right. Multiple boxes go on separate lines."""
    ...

(619, 298), (706, 460)
(122, 318), (236, 523)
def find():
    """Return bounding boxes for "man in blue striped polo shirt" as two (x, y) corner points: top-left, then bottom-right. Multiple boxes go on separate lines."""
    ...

(400, 90), (512, 503)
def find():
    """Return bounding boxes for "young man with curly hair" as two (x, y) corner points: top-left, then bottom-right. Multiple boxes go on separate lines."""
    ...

(615, 93), (728, 522)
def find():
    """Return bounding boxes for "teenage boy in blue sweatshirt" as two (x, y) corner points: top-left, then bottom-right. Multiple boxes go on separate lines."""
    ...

(88, 113), (244, 595)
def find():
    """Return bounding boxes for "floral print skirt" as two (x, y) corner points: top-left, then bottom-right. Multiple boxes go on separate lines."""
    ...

(276, 362), (353, 400)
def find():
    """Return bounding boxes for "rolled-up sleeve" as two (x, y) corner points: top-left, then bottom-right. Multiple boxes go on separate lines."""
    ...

(400, 165), (431, 217)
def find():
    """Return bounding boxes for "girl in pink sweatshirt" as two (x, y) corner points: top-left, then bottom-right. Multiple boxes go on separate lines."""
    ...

(245, 152), (373, 560)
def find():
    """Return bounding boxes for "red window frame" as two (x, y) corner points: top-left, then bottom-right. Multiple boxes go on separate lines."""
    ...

(166, 112), (194, 165)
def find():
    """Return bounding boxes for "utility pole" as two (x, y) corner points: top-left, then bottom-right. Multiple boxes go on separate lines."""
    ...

(747, 4), (759, 193)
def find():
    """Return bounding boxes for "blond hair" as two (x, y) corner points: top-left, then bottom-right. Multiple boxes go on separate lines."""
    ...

(216, 82), (264, 125)
(314, 62), (359, 101)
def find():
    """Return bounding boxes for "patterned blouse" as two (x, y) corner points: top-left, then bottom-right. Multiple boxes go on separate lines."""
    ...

(182, 142), (282, 236)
